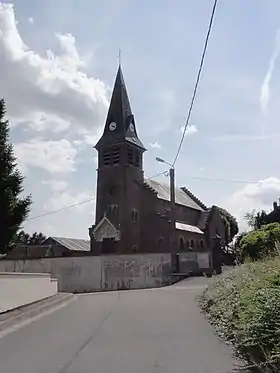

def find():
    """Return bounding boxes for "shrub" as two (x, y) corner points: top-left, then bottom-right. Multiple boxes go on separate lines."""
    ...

(199, 256), (280, 372)
(239, 223), (280, 261)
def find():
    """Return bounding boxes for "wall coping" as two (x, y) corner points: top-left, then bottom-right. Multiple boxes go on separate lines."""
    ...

(0, 272), (52, 278)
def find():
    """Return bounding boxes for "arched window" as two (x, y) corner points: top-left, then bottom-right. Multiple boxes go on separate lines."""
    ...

(158, 237), (164, 245)
(107, 204), (118, 219)
(107, 205), (113, 217)
(112, 205), (119, 219)
(179, 237), (185, 251)
(190, 238), (195, 248)
(200, 240), (204, 249)
(131, 209), (138, 223)
(108, 185), (117, 196)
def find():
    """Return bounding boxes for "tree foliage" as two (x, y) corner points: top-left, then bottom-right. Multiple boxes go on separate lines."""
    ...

(16, 231), (46, 245)
(244, 207), (280, 231)
(244, 209), (268, 230)
(239, 222), (280, 261)
(217, 207), (239, 245)
(0, 99), (32, 253)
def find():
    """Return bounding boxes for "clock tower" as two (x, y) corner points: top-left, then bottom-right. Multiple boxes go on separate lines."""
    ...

(90, 66), (146, 254)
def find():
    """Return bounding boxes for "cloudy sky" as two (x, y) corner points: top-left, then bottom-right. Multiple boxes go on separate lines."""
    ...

(1, 0), (280, 238)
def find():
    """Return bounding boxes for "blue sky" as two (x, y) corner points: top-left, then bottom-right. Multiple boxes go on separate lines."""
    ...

(0, 0), (280, 238)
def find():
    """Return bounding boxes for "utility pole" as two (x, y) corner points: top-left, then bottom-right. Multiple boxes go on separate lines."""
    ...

(156, 158), (177, 272)
(169, 166), (178, 272)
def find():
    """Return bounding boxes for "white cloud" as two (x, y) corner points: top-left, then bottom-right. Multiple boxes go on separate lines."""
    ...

(213, 133), (280, 142)
(149, 141), (162, 149)
(42, 180), (68, 192)
(226, 177), (280, 231)
(27, 17), (33, 24)
(0, 3), (109, 136)
(44, 191), (94, 213)
(15, 139), (77, 173)
(260, 28), (280, 113)
(180, 124), (198, 136)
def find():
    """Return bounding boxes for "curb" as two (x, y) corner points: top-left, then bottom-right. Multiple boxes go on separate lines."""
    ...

(0, 293), (76, 335)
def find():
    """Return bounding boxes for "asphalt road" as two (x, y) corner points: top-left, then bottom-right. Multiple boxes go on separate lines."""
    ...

(0, 278), (246, 373)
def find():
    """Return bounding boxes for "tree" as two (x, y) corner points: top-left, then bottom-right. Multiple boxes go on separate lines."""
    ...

(29, 232), (46, 245)
(217, 207), (239, 246)
(233, 232), (247, 263)
(244, 209), (267, 230)
(0, 99), (32, 253)
(239, 222), (280, 261)
(15, 231), (46, 245)
(16, 230), (30, 245)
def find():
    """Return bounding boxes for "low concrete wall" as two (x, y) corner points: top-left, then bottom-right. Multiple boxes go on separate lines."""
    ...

(0, 272), (58, 313)
(178, 251), (211, 274)
(0, 253), (172, 293)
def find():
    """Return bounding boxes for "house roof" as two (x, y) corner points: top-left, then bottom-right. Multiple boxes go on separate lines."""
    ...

(48, 237), (90, 252)
(145, 179), (206, 211)
(175, 222), (204, 234)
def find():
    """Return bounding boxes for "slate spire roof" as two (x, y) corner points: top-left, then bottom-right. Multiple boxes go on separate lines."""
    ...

(95, 65), (145, 150)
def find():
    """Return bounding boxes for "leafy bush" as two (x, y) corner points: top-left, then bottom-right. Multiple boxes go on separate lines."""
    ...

(199, 256), (280, 372)
(239, 223), (280, 261)
(218, 207), (239, 245)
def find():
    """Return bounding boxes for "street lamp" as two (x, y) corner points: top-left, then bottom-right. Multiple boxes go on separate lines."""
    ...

(155, 157), (175, 213)
(156, 157), (177, 269)
(155, 157), (173, 168)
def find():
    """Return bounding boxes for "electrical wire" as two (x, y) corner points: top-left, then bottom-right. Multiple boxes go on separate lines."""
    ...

(26, 198), (95, 221)
(172, 0), (218, 167)
(146, 170), (169, 180)
(26, 170), (169, 221)
(26, 170), (262, 222)
(188, 176), (261, 184)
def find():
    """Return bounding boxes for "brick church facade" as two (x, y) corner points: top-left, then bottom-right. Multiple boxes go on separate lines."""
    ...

(89, 66), (225, 269)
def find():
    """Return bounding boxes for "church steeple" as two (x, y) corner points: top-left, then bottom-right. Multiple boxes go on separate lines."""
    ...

(95, 66), (145, 151)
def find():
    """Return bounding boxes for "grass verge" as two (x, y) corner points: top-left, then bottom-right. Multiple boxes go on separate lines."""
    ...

(199, 257), (280, 372)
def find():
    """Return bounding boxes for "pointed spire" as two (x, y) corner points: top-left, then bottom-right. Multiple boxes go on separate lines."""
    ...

(95, 66), (145, 150)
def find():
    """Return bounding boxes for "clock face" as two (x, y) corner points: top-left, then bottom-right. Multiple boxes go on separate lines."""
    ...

(129, 122), (135, 132)
(109, 122), (117, 131)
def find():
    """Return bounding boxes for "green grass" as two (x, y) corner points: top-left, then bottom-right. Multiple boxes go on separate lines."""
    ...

(199, 256), (280, 372)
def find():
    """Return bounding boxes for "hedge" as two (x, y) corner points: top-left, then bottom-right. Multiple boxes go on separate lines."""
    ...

(199, 256), (280, 372)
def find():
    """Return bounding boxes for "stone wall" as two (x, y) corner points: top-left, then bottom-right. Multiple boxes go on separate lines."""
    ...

(0, 253), (172, 293)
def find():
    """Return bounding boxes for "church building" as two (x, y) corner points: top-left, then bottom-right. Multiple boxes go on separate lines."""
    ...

(89, 66), (225, 269)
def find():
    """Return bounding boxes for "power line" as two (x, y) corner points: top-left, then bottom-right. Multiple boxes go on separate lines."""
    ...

(26, 171), (168, 221)
(188, 176), (261, 184)
(26, 169), (261, 222)
(146, 170), (169, 180)
(27, 197), (95, 221)
(172, 0), (218, 167)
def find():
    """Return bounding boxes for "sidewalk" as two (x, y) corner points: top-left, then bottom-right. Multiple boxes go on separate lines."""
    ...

(0, 292), (75, 336)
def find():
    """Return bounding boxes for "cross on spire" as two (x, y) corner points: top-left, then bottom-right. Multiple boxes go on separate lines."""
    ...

(118, 48), (122, 67)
